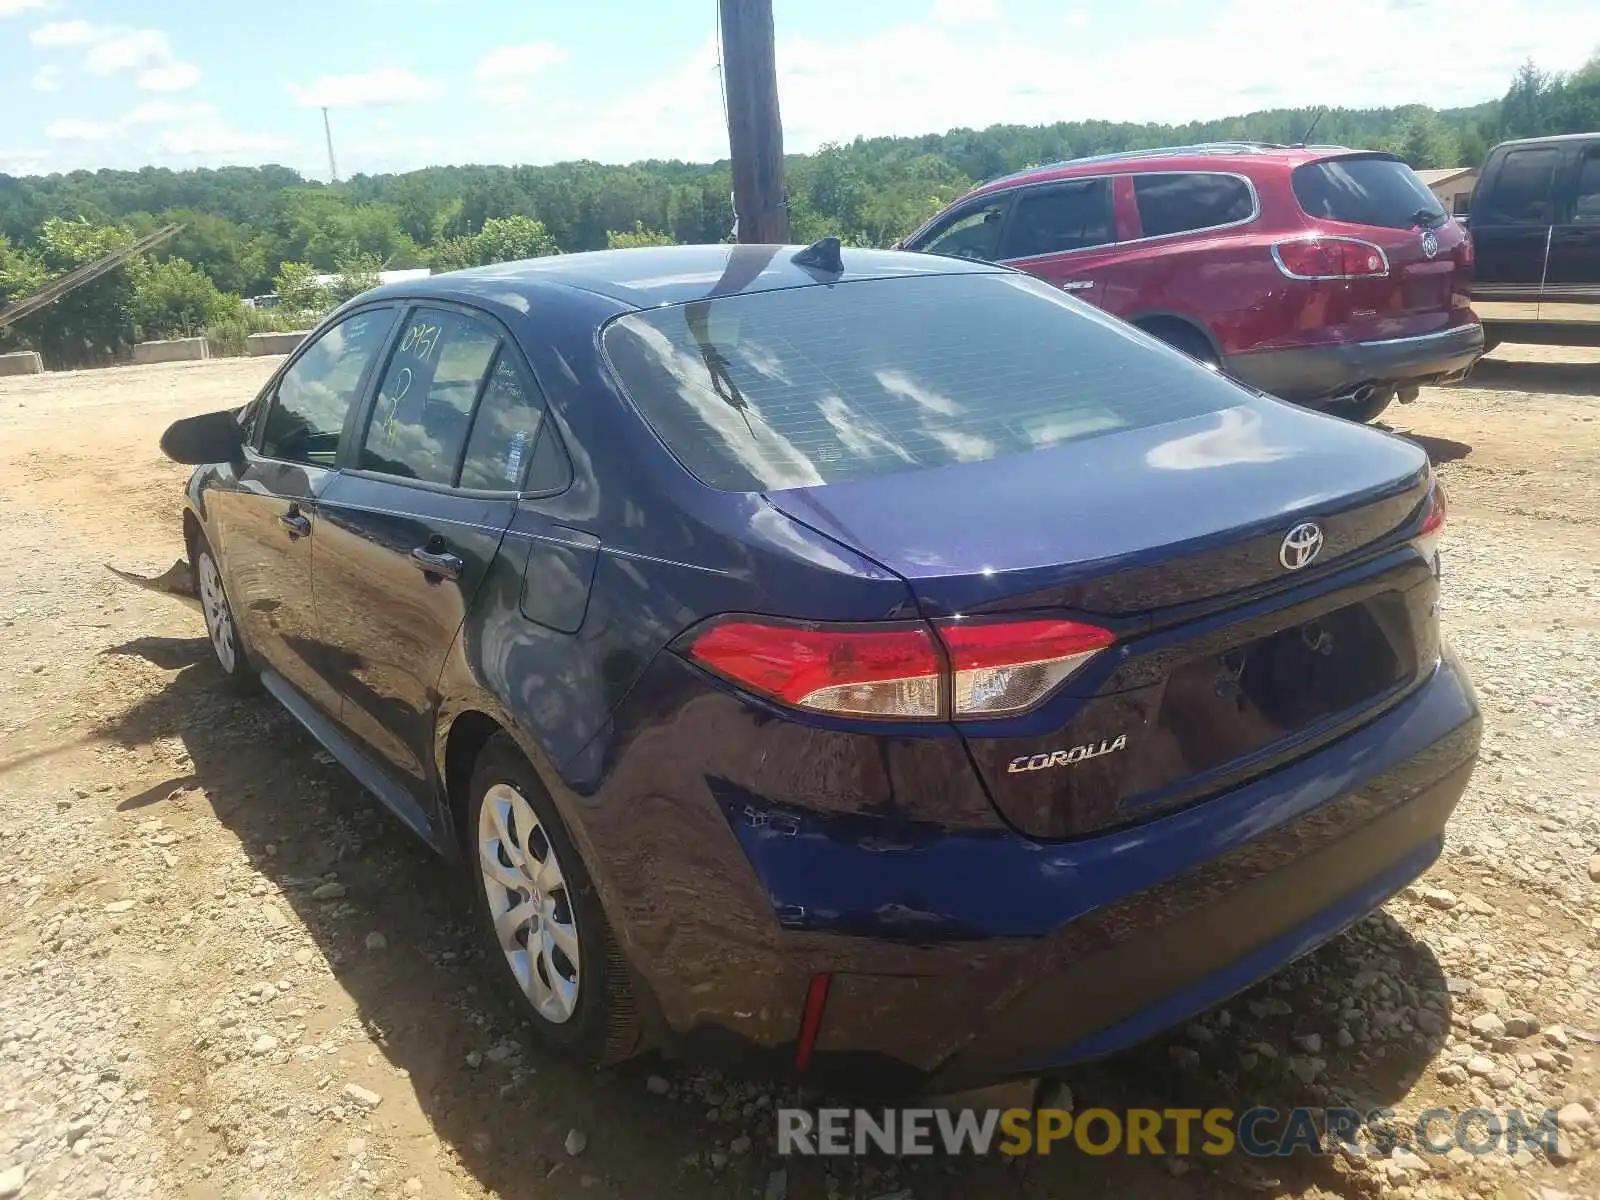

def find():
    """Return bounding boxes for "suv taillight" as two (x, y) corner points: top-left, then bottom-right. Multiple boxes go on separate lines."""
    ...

(680, 615), (1115, 720)
(1271, 236), (1389, 280)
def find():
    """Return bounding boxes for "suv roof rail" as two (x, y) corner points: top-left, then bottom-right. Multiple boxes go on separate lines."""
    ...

(983, 141), (1354, 187)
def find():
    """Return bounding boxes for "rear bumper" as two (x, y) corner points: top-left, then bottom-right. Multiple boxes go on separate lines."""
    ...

(673, 647), (1478, 1092)
(1224, 323), (1485, 402)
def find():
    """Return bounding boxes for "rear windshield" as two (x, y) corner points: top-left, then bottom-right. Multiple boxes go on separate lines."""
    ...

(601, 271), (1243, 492)
(1293, 156), (1446, 229)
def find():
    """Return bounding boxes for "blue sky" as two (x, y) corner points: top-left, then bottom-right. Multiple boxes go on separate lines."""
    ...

(2, 0), (1594, 178)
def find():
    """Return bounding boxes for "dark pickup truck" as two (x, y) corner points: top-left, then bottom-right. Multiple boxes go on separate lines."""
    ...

(1469, 132), (1600, 347)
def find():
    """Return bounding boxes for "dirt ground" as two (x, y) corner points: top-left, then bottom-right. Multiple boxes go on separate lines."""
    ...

(1, 344), (1598, 1200)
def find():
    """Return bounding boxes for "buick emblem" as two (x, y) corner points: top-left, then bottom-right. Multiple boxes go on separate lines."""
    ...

(1279, 522), (1324, 571)
(1420, 229), (1439, 259)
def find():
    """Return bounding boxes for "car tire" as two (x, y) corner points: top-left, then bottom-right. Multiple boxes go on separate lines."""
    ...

(465, 733), (637, 1064)
(192, 535), (259, 691)
(1142, 322), (1220, 370)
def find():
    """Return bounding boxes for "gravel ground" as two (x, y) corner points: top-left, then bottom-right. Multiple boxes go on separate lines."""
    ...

(0, 346), (1597, 1200)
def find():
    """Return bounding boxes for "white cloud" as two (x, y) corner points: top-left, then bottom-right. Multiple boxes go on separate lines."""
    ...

(156, 123), (294, 159)
(31, 65), (63, 92)
(288, 67), (447, 108)
(1063, 8), (1091, 30)
(82, 29), (200, 91)
(44, 118), (113, 141)
(472, 41), (565, 105)
(29, 18), (96, 44)
(0, 0), (48, 15)
(122, 101), (215, 125)
(930, 0), (1000, 25)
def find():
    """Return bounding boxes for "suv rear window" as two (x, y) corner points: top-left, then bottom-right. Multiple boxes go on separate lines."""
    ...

(602, 272), (1243, 492)
(1292, 156), (1445, 229)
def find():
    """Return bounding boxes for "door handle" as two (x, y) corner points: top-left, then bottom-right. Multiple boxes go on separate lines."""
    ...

(279, 507), (311, 539)
(411, 545), (464, 582)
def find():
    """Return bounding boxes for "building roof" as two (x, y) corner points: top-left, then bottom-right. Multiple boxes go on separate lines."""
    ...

(1415, 168), (1475, 188)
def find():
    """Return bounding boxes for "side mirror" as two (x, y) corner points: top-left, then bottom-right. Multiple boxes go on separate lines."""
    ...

(160, 409), (247, 465)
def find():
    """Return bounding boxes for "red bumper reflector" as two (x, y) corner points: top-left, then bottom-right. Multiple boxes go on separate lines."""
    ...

(794, 972), (833, 1072)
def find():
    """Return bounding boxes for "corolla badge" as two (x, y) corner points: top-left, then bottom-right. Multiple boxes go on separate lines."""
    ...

(1008, 735), (1128, 773)
(1421, 229), (1439, 259)
(1279, 521), (1324, 571)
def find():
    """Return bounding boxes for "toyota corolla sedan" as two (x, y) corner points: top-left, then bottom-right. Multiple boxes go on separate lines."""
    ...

(137, 243), (1479, 1093)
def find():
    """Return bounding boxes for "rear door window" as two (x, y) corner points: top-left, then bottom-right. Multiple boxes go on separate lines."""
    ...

(1292, 156), (1446, 229)
(1132, 173), (1255, 237)
(1475, 148), (1562, 225)
(1000, 179), (1114, 258)
(260, 307), (395, 467)
(602, 270), (1243, 492)
(360, 308), (499, 484)
(458, 353), (570, 492)
(915, 198), (1010, 261)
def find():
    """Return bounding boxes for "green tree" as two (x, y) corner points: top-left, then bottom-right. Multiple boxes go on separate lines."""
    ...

(606, 222), (674, 249)
(474, 215), (559, 264)
(275, 261), (331, 317)
(330, 252), (383, 303)
(130, 256), (237, 339)
(17, 219), (138, 366)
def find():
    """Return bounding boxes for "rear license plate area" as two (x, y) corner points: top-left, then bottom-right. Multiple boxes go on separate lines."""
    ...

(1158, 592), (1415, 777)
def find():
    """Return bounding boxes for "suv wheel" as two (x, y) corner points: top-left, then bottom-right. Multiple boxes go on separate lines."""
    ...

(1140, 321), (1220, 370)
(194, 538), (258, 689)
(466, 734), (637, 1063)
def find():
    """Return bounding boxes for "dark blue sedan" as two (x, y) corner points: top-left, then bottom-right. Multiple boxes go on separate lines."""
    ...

(147, 243), (1479, 1092)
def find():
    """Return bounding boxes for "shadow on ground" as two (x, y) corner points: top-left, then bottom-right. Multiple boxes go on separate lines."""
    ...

(97, 639), (1453, 1199)
(1393, 431), (1474, 467)
(1455, 357), (1600, 398)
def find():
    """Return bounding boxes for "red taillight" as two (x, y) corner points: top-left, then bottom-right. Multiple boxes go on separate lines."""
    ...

(1416, 481), (1446, 576)
(794, 972), (832, 1072)
(1420, 482), (1447, 537)
(937, 617), (1116, 717)
(681, 614), (1115, 720)
(1271, 236), (1389, 280)
(684, 618), (943, 718)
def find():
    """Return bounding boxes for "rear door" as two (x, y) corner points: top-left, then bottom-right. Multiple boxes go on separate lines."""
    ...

(995, 177), (1120, 300)
(210, 305), (397, 716)
(1469, 144), (1564, 321)
(1290, 153), (1472, 338)
(313, 305), (546, 793)
(1540, 141), (1600, 326)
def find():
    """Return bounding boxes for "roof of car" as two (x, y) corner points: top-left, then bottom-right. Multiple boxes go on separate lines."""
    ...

(363, 244), (1000, 310)
(971, 142), (1387, 196)
(1491, 132), (1600, 149)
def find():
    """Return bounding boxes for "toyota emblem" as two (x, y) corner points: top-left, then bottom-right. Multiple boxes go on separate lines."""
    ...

(1279, 522), (1324, 571)
(1421, 229), (1439, 259)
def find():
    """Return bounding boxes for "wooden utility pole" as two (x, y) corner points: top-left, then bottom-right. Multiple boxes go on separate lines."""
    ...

(719, 0), (789, 243)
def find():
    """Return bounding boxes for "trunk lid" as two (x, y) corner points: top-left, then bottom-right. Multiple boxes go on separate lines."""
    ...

(767, 398), (1437, 839)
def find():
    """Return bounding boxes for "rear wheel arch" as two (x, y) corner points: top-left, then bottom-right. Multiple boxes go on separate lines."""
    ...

(1127, 313), (1223, 367)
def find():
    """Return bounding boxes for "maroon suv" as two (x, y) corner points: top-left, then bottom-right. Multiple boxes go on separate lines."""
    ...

(902, 143), (1484, 422)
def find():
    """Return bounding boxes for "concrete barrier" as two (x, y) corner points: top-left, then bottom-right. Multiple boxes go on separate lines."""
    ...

(132, 337), (209, 365)
(0, 351), (43, 377)
(246, 331), (309, 357)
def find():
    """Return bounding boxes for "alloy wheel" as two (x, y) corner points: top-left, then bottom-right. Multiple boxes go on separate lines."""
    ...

(477, 783), (581, 1023)
(196, 551), (237, 674)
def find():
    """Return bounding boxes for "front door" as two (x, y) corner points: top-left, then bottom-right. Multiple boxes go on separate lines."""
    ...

(313, 305), (559, 793)
(1540, 143), (1600, 326)
(211, 306), (397, 715)
(1471, 144), (1564, 321)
